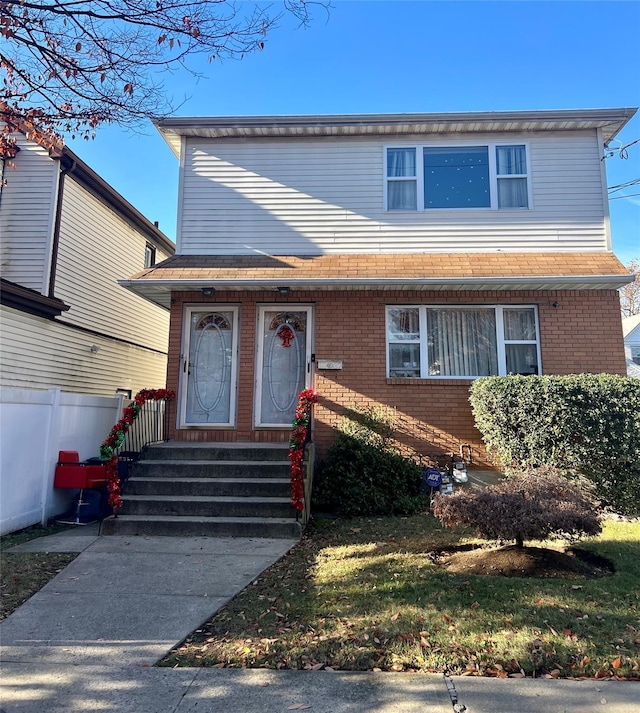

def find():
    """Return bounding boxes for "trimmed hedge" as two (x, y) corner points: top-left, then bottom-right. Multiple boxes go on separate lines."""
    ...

(469, 374), (640, 515)
(312, 406), (428, 517)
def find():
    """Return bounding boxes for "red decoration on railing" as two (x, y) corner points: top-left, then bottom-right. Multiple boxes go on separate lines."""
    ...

(100, 388), (175, 514)
(278, 325), (295, 347)
(289, 389), (319, 511)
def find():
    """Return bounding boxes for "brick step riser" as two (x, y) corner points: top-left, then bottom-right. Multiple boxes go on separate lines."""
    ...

(102, 518), (301, 539)
(144, 446), (290, 462)
(120, 500), (296, 518)
(125, 479), (290, 498)
(133, 463), (290, 479)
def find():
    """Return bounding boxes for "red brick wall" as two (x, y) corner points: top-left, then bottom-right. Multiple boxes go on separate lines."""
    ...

(165, 288), (626, 466)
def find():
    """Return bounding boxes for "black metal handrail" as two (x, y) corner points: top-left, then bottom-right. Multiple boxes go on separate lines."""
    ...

(114, 399), (170, 482)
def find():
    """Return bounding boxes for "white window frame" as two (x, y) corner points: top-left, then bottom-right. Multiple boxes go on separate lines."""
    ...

(386, 304), (541, 379)
(383, 142), (532, 212)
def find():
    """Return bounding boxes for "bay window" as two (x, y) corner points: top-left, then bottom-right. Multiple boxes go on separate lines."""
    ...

(385, 143), (530, 211)
(387, 305), (540, 378)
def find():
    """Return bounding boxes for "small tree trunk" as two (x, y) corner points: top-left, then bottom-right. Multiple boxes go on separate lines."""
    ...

(515, 534), (524, 548)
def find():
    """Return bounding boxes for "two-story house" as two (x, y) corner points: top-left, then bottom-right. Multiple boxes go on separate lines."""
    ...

(122, 109), (635, 466)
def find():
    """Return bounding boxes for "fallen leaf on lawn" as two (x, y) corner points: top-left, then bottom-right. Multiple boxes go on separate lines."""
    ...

(612, 657), (622, 669)
(311, 663), (324, 671)
(350, 528), (361, 533)
(443, 614), (452, 623)
(508, 673), (525, 678)
(563, 629), (572, 637)
(546, 624), (559, 636)
(390, 613), (400, 622)
(391, 663), (403, 671)
(549, 669), (561, 678)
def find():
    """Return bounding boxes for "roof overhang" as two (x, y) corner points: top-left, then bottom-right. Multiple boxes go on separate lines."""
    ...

(154, 108), (638, 158)
(119, 252), (633, 310)
(0, 279), (70, 318)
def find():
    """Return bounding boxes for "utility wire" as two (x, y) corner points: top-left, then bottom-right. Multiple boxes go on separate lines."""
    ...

(609, 192), (640, 200)
(608, 178), (640, 193)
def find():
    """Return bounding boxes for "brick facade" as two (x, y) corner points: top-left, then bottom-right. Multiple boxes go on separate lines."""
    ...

(165, 289), (626, 467)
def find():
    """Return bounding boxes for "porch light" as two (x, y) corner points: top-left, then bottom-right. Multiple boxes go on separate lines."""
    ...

(277, 286), (290, 296)
(201, 287), (215, 296)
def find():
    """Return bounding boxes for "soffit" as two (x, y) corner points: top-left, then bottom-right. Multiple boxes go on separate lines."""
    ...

(155, 108), (637, 157)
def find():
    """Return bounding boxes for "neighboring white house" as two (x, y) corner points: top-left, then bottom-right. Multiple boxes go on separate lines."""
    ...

(0, 130), (175, 534)
(623, 314), (640, 377)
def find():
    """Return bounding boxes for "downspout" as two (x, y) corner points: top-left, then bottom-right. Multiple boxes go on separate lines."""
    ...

(48, 154), (75, 298)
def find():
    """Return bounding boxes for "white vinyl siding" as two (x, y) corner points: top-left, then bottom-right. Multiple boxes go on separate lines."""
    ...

(0, 138), (58, 291)
(0, 305), (168, 395)
(54, 178), (171, 353)
(177, 131), (607, 255)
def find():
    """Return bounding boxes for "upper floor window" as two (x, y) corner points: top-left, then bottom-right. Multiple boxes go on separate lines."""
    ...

(631, 346), (640, 366)
(385, 143), (530, 211)
(386, 305), (540, 378)
(144, 243), (156, 268)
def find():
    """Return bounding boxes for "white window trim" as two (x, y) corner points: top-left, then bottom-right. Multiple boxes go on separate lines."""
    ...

(383, 142), (532, 212)
(386, 304), (542, 379)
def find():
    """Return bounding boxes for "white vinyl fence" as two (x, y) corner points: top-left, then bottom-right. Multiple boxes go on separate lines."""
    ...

(0, 387), (123, 535)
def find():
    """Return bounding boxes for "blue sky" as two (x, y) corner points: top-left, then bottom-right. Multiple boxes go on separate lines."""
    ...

(67, 1), (640, 264)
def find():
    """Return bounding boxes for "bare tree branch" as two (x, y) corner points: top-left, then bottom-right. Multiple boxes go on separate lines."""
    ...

(620, 259), (640, 318)
(1, 0), (327, 151)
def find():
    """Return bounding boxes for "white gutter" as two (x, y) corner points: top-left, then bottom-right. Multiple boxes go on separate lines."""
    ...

(120, 273), (634, 291)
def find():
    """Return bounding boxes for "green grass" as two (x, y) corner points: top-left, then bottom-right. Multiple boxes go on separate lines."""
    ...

(161, 515), (640, 678)
(0, 525), (77, 620)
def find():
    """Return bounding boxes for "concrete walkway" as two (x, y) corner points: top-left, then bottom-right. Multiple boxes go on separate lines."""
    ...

(1, 527), (638, 712)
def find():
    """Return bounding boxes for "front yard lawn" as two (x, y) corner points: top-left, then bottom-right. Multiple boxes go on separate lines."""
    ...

(0, 525), (76, 621)
(161, 515), (640, 679)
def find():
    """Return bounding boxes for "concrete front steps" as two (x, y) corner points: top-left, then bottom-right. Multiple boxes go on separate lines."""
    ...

(102, 442), (301, 539)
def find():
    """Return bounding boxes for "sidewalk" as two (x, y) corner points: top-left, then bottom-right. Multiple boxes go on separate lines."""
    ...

(1, 527), (637, 712)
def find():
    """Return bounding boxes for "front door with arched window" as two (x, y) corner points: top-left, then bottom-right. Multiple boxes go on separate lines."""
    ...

(255, 305), (314, 427)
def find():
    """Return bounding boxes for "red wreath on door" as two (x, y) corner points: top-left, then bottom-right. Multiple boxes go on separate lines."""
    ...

(278, 325), (295, 347)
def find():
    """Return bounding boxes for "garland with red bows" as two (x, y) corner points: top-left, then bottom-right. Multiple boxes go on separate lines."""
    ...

(100, 388), (175, 514)
(289, 389), (319, 511)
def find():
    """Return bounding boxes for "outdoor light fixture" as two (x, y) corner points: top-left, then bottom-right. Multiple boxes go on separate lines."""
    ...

(201, 287), (215, 296)
(277, 286), (290, 296)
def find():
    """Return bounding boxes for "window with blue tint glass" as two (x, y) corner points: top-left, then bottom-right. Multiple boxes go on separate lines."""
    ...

(423, 147), (490, 208)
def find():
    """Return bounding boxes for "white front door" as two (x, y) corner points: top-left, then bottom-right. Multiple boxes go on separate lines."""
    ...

(255, 305), (313, 427)
(179, 306), (239, 427)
